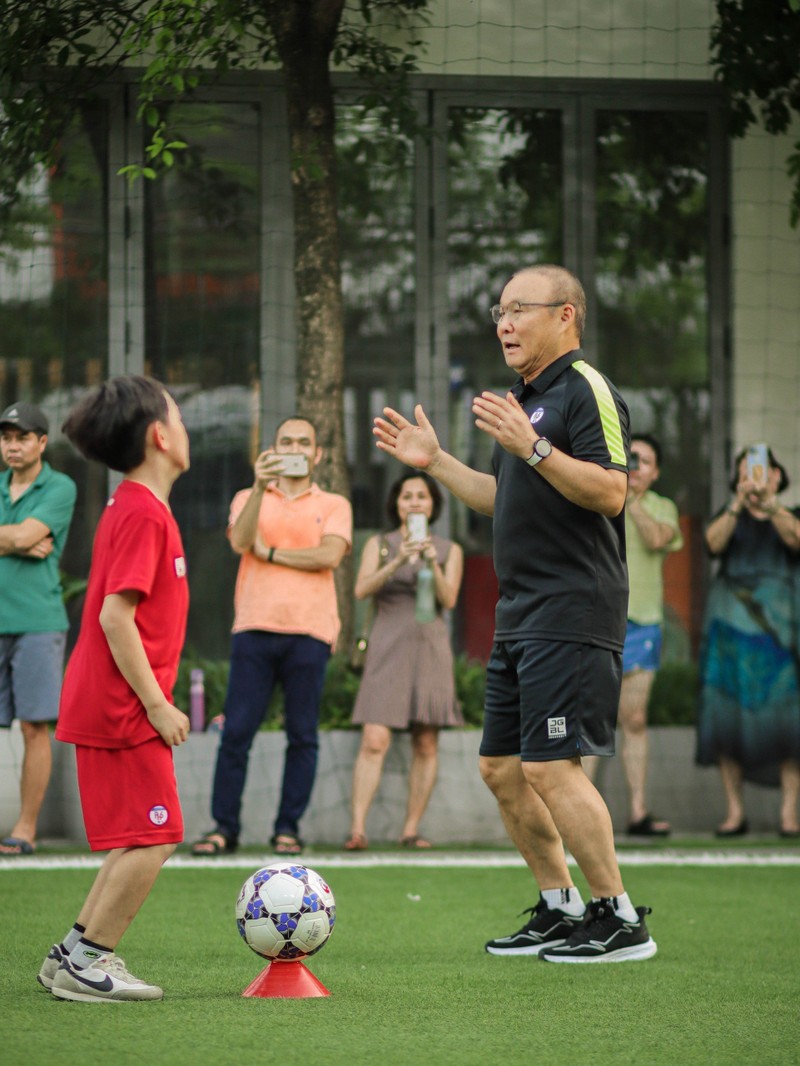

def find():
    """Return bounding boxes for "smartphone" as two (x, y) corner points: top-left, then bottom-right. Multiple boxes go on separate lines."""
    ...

(407, 513), (428, 542)
(746, 442), (769, 486)
(280, 454), (310, 477)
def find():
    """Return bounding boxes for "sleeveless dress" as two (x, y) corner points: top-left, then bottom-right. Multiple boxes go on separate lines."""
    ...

(351, 529), (463, 730)
(696, 508), (800, 786)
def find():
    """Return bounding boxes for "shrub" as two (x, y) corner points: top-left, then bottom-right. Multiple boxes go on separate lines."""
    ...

(173, 651), (489, 730)
(648, 661), (698, 726)
(173, 652), (697, 731)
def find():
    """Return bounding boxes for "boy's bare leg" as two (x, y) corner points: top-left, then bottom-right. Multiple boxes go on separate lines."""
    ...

(76, 843), (177, 948)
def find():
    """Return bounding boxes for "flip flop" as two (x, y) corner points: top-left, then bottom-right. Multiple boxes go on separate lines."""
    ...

(0, 836), (36, 856)
(343, 833), (368, 851)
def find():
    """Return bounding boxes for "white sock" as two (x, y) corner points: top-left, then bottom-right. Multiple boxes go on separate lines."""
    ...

(542, 887), (585, 916)
(61, 923), (85, 954)
(68, 937), (112, 970)
(594, 893), (638, 923)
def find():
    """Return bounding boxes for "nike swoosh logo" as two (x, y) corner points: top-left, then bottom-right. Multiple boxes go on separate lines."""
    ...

(72, 970), (114, 992)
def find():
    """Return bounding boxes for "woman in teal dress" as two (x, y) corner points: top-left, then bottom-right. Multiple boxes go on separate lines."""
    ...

(697, 447), (800, 836)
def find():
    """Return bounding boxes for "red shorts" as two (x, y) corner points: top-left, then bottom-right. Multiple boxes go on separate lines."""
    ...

(75, 737), (184, 851)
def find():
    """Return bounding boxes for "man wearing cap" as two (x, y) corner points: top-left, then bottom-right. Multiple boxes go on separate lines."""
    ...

(0, 401), (77, 855)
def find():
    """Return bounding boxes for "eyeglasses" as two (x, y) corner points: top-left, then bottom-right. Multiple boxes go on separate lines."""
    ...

(490, 301), (564, 324)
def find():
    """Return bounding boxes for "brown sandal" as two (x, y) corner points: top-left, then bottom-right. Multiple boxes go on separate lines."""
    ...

(191, 830), (238, 856)
(271, 833), (303, 855)
(343, 832), (368, 851)
(399, 835), (432, 849)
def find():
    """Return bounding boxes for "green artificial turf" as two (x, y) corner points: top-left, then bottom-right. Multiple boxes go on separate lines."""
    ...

(1, 863), (797, 1066)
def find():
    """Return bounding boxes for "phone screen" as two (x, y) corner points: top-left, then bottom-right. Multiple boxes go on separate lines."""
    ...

(746, 443), (768, 486)
(407, 513), (428, 542)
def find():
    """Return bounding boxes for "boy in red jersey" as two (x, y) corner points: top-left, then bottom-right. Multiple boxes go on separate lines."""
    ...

(37, 376), (191, 1003)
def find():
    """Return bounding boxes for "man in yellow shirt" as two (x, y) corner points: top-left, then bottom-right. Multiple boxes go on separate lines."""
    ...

(586, 434), (683, 835)
(193, 416), (352, 856)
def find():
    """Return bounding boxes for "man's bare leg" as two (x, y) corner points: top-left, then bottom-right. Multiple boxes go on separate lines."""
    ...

(0, 721), (52, 851)
(523, 757), (624, 899)
(479, 755), (572, 889)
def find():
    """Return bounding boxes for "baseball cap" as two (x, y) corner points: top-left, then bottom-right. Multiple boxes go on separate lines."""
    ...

(0, 402), (49, 435)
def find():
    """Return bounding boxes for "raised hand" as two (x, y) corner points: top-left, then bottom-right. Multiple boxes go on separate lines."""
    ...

(472, 390), (535, 459)
(374, 405), (440, 469)
(254, 450), (284, 489)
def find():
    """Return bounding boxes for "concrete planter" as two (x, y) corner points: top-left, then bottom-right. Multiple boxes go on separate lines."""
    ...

(1, 726), (789, 845)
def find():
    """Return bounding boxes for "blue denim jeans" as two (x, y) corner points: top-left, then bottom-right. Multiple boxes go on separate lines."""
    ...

(211, 630), (330, 840)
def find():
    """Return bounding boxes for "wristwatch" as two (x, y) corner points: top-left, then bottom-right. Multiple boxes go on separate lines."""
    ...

(525, 436), (553, 467)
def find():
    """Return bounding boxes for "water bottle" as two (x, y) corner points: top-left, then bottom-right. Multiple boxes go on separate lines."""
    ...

(189, 668), (206, 732)
(415, 564), (436, 623)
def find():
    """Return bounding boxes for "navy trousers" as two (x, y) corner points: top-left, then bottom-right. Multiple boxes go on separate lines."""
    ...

(211, 630), (330, 839)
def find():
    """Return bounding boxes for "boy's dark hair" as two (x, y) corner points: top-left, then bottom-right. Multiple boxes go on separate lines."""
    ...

(631, 433), (662, 467)
(62, 376), (169, 473)
(385, 469), (443, 528)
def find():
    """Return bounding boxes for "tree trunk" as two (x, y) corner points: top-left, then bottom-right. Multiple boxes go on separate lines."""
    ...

(265, 0), (354, 645)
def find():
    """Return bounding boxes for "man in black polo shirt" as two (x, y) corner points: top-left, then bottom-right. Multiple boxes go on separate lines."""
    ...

(374, 264), (657, 963)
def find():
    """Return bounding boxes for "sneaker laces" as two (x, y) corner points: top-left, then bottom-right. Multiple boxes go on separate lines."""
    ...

(566, 899), (624, 944)
(98, 953), (142, 984)
(519, 898), (549, 927)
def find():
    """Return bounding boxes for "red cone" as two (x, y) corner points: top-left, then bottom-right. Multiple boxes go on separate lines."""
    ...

(242, 960), (330, 998)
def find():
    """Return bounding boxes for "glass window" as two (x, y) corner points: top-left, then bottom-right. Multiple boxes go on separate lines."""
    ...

(144, 101), (261, 657)
(595, 109), (711, 658)
(338, 104), (416, 530)
(446, 107), (563, 553)
(0, 102), (109, 624)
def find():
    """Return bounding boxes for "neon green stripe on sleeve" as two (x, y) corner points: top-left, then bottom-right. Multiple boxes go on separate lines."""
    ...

(572, 360), (627, 466)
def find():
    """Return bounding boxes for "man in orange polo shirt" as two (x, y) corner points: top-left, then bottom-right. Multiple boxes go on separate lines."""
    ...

(193, 416), (352, 856)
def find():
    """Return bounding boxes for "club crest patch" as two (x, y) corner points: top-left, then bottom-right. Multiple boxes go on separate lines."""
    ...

(149, 805), (169, 826)
(530, 408), (545, 425)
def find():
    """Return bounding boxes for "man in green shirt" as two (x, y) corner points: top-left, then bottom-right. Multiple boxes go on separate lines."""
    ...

(585, 434), (683, 835)
(0, 402), (76, 855)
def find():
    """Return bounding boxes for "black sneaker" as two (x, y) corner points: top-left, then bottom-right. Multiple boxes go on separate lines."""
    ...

(485, 893), (584, 955)
(539, 899), (657, 963)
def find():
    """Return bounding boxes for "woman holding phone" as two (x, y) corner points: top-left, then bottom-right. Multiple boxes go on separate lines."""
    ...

(344, 470), (464, 850)
(697, 445), (800, 836)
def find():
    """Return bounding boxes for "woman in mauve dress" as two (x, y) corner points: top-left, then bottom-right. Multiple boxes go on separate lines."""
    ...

(344, 470), (464, 850)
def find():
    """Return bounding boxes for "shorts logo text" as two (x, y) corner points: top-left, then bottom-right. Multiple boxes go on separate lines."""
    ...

(547, 716), (567, 739)
(149, 804), (169, 826)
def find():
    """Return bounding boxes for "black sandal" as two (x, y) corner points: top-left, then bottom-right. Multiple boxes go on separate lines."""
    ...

(627, 814), (671, 837)
(191, 830), (238, 856)
(270, 833), (303, 855)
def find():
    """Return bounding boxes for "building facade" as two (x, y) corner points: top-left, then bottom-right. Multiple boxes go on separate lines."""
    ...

(1, 0), (798, 660)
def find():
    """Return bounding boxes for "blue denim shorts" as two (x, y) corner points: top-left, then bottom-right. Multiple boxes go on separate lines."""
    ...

(622, 622), (662, 675)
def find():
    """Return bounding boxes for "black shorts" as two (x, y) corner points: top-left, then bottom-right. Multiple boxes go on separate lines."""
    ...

(479, 639), (622, 762)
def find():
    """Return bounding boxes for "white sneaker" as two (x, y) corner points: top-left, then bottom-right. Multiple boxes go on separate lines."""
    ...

(51, 953), (164, 1002)
(37, 943), (64, 990)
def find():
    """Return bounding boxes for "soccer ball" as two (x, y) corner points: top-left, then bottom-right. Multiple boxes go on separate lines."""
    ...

(235, 863), (336, 961)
